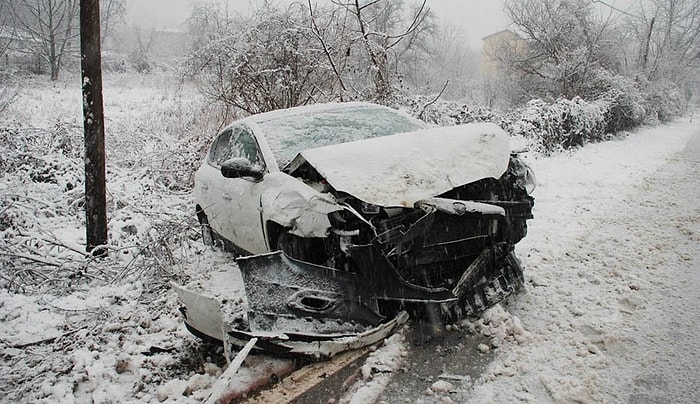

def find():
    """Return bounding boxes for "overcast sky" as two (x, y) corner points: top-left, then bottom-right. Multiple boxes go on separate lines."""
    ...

(125, 0), (510, 48)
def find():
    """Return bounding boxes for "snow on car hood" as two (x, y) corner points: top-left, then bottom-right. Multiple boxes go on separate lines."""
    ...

(295, 123), (511, 207)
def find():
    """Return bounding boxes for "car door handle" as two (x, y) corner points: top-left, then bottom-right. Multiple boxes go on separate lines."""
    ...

(222, 193), (232, 200)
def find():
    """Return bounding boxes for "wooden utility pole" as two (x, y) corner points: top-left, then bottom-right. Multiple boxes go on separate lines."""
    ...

(80, 0), (108, 255)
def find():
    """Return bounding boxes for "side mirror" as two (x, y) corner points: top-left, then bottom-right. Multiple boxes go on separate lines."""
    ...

(221, 158), (264, 181)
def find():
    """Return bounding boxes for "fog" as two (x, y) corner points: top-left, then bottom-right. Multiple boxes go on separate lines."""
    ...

(125, 0), (509, 48)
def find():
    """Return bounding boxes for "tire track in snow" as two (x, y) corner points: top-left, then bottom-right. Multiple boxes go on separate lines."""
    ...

(461, 119), (700, 403)
(606, 126), (700, 404)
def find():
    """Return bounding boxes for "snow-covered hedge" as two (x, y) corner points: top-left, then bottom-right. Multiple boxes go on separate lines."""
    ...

(395, 95), (610, 154)
(504, 97), (607, 152)
(391, 96), (498, 127)
(595, 74), (647, 134)
(396, 78), (684, 154)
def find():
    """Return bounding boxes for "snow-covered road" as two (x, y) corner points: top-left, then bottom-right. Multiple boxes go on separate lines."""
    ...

(600, 129), (700, 404)
(443, 119), (700, 403)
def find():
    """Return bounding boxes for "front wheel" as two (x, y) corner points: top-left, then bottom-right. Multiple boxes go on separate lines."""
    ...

(277, 231), (328, 265)
(197, 209), (214, 246)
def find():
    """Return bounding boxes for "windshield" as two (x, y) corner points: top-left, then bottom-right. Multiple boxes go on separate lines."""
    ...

(253, 104), (424, 164)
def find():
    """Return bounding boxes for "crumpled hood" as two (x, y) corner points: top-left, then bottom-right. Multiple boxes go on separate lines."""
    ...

(295, 123), (511, 207)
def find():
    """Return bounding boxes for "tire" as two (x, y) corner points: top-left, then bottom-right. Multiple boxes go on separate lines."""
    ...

(197, 210), (214, 246)
(277, 231), (304, 259)
(277, 231), (328, 265)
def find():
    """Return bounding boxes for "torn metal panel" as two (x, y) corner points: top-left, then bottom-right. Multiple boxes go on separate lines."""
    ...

(237, 251), (384, 336)
(452, 248), (493, 298)
(226, 311), (408, 358)
(172, 282), (230, 342)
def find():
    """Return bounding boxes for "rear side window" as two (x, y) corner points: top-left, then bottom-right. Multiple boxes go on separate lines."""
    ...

(207, 125), (265, 170)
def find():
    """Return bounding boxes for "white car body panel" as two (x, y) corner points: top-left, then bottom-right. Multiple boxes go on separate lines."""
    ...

(259, 172), (342, 238)
(195, 162), (269, 254)
(295, 123), (511, 207)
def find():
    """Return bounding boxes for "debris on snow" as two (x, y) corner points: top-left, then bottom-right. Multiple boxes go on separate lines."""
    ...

(430, 380), (455, 394)
(460, 304), (533, 347)
(338, 331), (408, 404)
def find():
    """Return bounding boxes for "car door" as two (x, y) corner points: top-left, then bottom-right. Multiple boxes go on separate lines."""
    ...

(205, 125), (270, 255)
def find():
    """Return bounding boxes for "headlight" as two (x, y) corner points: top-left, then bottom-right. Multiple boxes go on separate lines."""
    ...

(512, 156), (537, 194)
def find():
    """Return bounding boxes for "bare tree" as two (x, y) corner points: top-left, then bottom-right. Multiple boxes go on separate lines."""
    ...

(0, 1), (18, 114)
(501, 0), (617, 101)
(410, 22), (479, 99)
(11, 0), (80, 80)
(0, 0), (14, 61)
(307, 0), (350, 97)
(99, 0), (125, 44)
(330, 0), (433, 100)
(629, 0), (700, 85)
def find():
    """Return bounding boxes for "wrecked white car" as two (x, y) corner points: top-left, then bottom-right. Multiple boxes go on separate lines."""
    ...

(179, 102), (535, 357)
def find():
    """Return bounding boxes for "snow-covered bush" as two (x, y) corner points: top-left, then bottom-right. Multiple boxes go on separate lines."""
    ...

(0, 122), (87, 292)
(394, 93), (609, 154)
(139, 97), (223, 192)
(390, 93), (500, 127)
(644, 80), (684, 123)
(0, 74), (216, 294)
(128, 49), (152, 74)
(0, 123), (83, 192)
(502, 98), (605, 153)
(595, 75), (647, 134)
(183, 3), (336, 115)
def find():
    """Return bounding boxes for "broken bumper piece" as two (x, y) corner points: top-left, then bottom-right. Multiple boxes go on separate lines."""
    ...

(237, 252), (386, 336)
(225, 310), (408, 358)
(172, 258), (409, 359)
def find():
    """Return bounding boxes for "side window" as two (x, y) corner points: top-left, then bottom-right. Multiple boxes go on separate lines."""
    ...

(207, 129), (233, 166)
(231, 127), (264, 168)
(207, 126), (266, 170)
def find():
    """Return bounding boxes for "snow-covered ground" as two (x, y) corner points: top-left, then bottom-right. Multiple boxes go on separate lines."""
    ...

(1, 73), (698, 403)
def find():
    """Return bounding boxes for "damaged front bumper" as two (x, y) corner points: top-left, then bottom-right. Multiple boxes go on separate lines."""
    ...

(177, 197), (530, 358)
(238, 240), (525, 336)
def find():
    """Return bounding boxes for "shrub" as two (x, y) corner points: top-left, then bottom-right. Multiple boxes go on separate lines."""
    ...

(644, 80), (684, 123)
(390, 73), (684, 155)
(497, 97), (606, 153)
(599, 79), (646, 134)
(388, 93), (499, 126)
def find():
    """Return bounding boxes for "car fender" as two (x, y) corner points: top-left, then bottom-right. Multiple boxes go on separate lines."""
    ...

(260, 172), (342, 239)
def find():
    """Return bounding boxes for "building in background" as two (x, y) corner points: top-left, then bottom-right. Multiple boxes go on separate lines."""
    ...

(480, 29), (527, 108)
